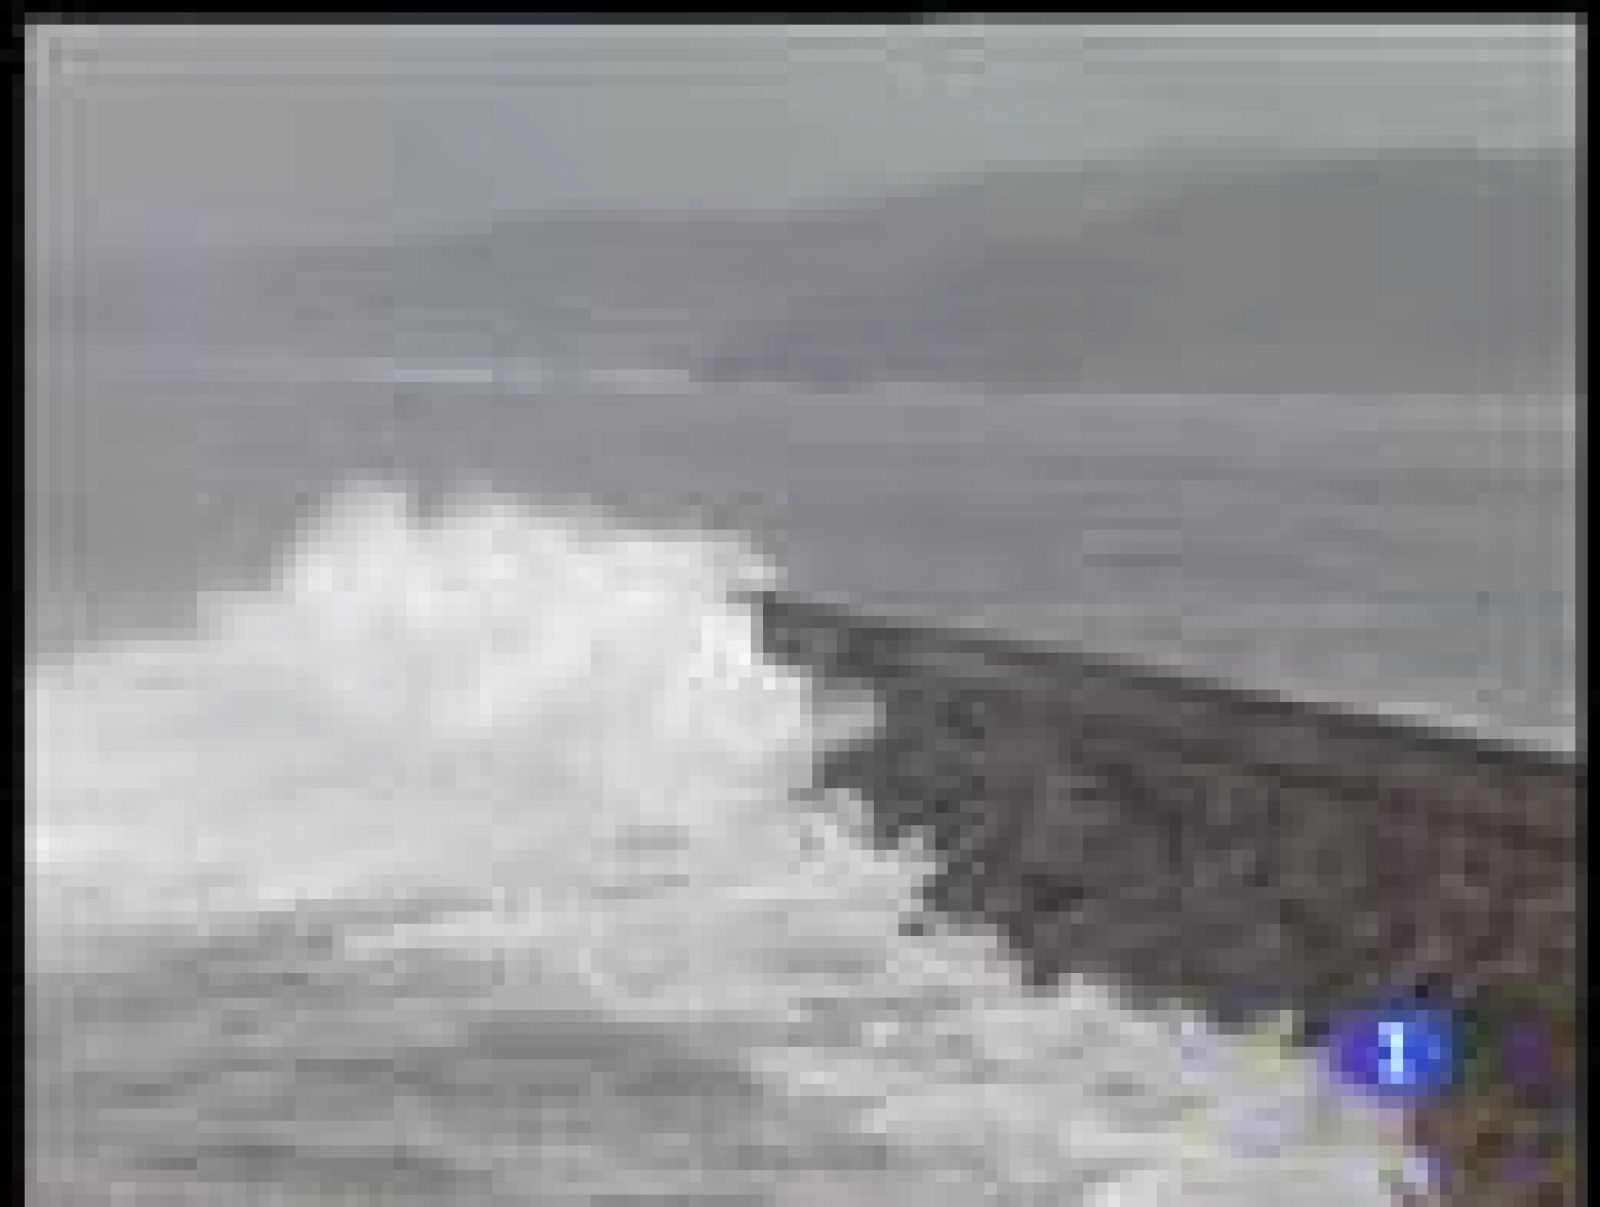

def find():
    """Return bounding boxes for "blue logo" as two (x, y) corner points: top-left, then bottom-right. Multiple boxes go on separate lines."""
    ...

(1323, 1004), (1459, 1104)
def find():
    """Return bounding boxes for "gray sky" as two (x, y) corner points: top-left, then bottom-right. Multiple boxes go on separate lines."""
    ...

(27, 22), (1578, 264)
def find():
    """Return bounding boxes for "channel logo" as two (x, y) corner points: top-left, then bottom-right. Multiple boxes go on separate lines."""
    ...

(1323, 1003), (1459, 1105)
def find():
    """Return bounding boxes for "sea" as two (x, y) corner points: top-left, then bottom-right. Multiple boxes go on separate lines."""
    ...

(26, 337), (1577, 1204)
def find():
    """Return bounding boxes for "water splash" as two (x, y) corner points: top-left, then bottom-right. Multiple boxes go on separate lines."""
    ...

(28, 482), (1412, 1203)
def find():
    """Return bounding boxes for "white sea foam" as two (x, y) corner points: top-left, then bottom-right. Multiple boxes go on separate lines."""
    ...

(27, 482), (1417, 1203)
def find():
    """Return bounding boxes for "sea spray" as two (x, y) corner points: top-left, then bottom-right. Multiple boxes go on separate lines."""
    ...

(28, 482), (1416, 1202)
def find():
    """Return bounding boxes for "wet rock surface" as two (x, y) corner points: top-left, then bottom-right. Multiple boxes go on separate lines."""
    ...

(756, 592), (1582, 1205)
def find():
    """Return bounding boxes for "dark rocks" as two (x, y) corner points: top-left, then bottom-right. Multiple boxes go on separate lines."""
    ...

(756, 590), (1581, 1205)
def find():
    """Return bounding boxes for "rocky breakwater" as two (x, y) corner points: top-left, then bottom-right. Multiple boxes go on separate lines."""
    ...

(754, 591), (1581, 1205)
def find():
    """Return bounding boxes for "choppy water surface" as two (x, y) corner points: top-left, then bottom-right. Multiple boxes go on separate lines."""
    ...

(29, 348), (1576, 746)
(29, 342), (1572, 1201)
(29, 483), (1423, 1203)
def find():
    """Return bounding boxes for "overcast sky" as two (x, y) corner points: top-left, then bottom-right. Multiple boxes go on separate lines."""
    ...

(27, 22), (1578, 265)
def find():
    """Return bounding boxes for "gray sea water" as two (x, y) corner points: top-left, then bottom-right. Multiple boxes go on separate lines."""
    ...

(29, 345), (1577, 747)
(28, 340), (1573, 1204)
